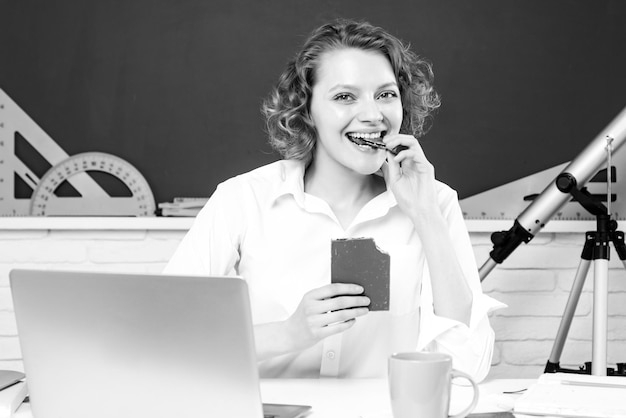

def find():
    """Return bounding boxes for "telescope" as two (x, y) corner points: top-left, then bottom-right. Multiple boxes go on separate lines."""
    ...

(479, 105), (626, 377)
(479, 106), (626, 279)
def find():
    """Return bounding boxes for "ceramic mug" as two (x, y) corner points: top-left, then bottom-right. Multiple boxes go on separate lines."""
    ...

(388, 352), (479, 418)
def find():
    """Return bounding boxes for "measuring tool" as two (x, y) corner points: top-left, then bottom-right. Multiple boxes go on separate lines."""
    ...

(460, 148), (624, 221)
(30, 152), (155, 216)
(0, 88), (156, 216)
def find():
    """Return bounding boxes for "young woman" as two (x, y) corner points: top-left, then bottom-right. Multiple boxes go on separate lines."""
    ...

(164, 19), (504, 381)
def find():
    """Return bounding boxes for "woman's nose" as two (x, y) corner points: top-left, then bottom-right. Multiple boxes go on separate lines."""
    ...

(357, 99), (383, 123)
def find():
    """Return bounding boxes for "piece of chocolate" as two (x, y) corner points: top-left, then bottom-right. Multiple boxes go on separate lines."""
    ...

(331, 237), (390, 311)
(351, 136), (408, 155)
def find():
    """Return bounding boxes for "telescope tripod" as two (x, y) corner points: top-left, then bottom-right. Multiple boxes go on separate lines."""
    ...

(544, 186), (626, 376)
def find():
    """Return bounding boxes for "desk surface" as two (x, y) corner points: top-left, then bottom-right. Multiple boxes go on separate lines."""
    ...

(260, 378), (532, 418)
(14, 378), (534, 418)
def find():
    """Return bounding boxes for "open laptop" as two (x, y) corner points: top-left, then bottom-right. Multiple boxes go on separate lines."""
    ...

(10, 269), (311, 418)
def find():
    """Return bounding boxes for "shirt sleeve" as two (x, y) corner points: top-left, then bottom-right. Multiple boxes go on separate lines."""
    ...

(163, 181), (243, 277)
(416, 184), (506, 382)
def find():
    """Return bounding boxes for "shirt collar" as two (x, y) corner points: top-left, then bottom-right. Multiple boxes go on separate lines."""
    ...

(271, 159), (307, 206)
(270, 159), (398, 211)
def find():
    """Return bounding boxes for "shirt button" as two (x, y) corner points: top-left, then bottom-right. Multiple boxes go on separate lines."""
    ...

(326, 351), (335, 359)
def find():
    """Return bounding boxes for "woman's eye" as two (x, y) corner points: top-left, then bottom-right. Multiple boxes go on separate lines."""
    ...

(333, 94), (354, 102)
(378, 91), (398, 100)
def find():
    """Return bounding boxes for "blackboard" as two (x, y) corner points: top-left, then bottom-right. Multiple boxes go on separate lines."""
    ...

(1, 0), (625, 204)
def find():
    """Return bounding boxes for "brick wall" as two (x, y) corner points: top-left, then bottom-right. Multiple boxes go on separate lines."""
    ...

(0, 228), (185, 373)
(1, 226), (624, 379)
(474, 231), (626, 379)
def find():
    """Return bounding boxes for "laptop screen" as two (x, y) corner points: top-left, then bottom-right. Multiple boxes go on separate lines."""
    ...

(10, 269), (265, 418)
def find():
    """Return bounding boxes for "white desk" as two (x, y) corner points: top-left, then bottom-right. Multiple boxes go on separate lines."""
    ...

(13, 378), (533, 418)
(260, 378), (532, 418)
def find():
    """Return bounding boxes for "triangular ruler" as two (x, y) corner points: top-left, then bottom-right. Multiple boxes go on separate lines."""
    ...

(0, 88), (155, 216)
(460, 147), (625, 221)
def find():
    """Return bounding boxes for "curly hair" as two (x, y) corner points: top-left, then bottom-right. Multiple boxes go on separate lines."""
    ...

(262, 19), (441, 164)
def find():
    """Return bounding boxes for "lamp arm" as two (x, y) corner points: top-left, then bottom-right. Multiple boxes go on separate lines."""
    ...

(480, 106), (626, 281)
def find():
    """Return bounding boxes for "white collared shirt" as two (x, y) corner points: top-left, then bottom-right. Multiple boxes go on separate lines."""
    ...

(164, 159), (505, 381)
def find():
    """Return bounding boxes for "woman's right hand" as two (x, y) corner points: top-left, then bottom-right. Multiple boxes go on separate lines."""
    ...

(284, 283), (370, 352)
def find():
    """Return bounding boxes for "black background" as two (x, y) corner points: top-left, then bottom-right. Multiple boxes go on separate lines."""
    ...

(1, 0), (625, 204)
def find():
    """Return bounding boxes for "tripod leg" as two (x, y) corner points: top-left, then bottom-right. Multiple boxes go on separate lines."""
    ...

(592, 259), (610, 375)
(546, 258), (592, 371)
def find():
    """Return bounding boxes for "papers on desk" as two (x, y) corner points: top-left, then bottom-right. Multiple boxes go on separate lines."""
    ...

(0, 381), (27, 418)
(514, 373), (626, 417)
(0, 371), (26, 418)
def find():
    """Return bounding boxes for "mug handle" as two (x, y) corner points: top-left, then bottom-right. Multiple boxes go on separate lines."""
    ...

(448, 369), (479, 418)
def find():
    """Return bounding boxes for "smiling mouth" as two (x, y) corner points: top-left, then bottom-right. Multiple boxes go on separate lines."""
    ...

(346, 131), (387, 150)
(346, 131), (407, 155)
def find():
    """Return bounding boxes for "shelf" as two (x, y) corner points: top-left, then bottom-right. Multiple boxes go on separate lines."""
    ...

(0, 217), (195, 230)
(463, 219), (598, 233)
(0, 217), (601, 232)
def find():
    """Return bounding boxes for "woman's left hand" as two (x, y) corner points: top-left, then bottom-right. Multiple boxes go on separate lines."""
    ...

(381, 134), (439, 220)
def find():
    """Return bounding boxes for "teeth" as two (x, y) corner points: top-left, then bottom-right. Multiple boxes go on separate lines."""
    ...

(346, 131), (387, 152)
(347, 132), (383, 140)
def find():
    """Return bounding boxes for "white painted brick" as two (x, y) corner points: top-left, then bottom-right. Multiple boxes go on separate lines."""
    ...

(547, 248), (626, 270)
(0, 312), (17, 335)
(487, 363), (545, 379)
(0, 360), (24, 372)
(552, 233), (588, 246)
(1, 263), (92, 287)
(493, 314), (626, 342)
(530, 340), (626, 371)
(609, 294), (626, 316)
(557, 272), (626, 306)
(472, 245), (492, 266)
(147, 230), (187, 240)
(0, 268), (10, 288)
(503, 245), (585, 269)
(49, 230), (147, 240)
(608, 317), (626, 338)
(471, 232), (555, 247)
(0, 263), (92, 287)
(469, 233), (492, 246)
(0, 227), (618, 378)
(556, 269), (594, 292)
(562, 271), (625, 290)
(608, 341), (626, 365)
(524, 233), (556, 246)
(69, 263), (165, 274)
(0, 263), (86, 286)
(0, 230), (48, 239)
(0, 263), (171, 288)
(0, 240), (88, 263)
(0, 336), (21, 359)
(481, 269), (556, 293)
(501, 341), (556, 365)
(489, 292), (592, 317)
(491, 316), (562, 341)
(607, 270), (626, 292)
(87, 240), (180, 263)
(558, 340), (597, 367)
(555, 317), (592, 342)
(0, 288), (13, 311)
(491, 343), (502, 365)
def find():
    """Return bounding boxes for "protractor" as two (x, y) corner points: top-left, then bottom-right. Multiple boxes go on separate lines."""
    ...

(30, 152), (156, 216)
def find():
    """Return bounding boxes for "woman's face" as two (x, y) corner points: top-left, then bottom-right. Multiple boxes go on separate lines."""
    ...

(309, 47), (403, 175)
